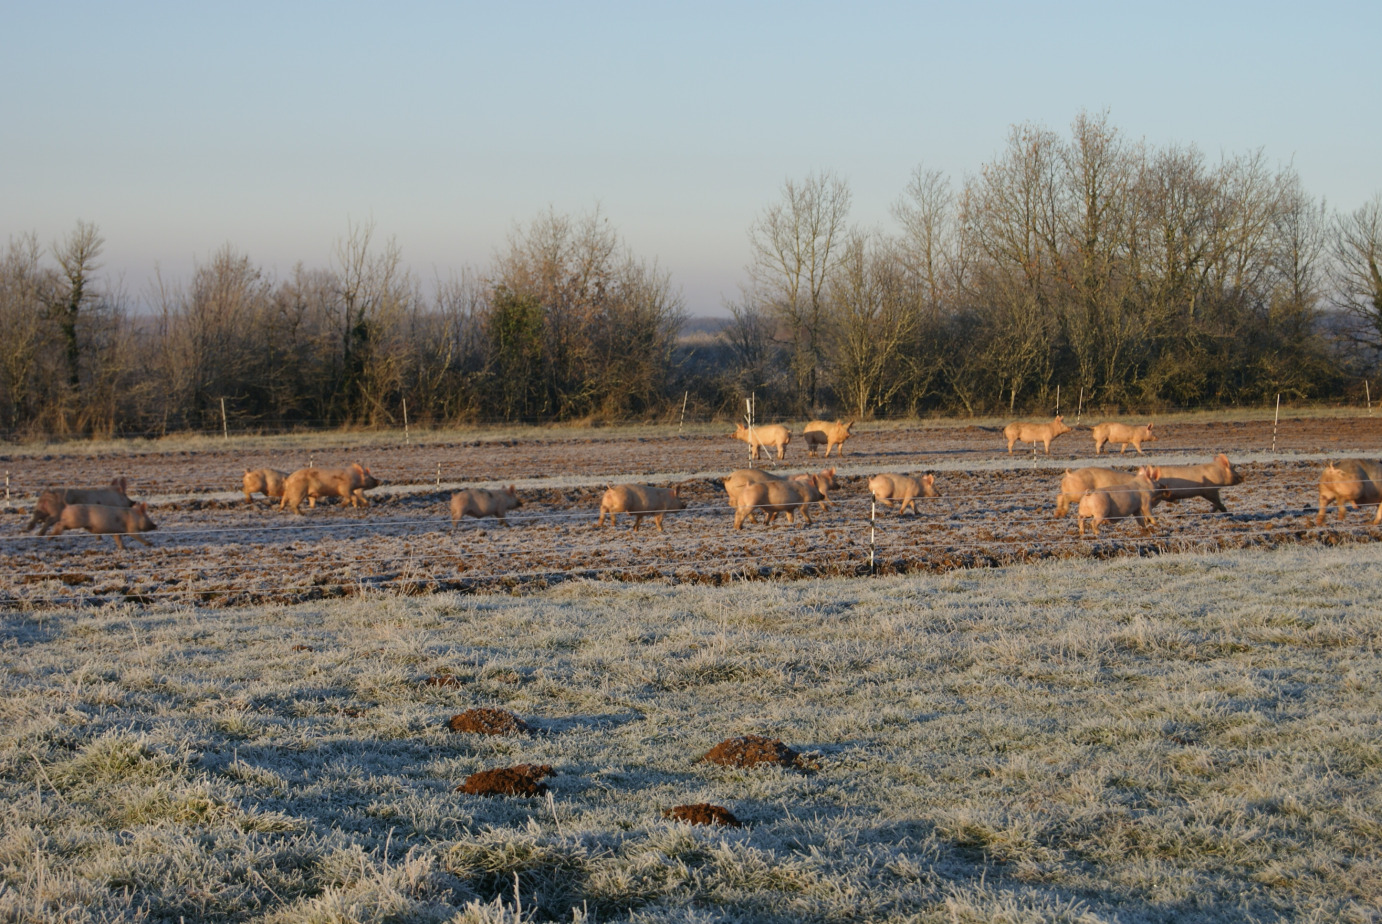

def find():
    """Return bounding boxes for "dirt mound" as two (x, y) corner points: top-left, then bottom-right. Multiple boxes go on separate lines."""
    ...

(458, 764), (554, 797)
(664, 803), (742, 827)
(697, 735), (804, 770)
(447, 708), (532, 735)
(424, 674), (463, 688)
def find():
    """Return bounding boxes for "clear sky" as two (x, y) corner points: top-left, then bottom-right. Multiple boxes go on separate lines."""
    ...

(3, 0), (1378, 316)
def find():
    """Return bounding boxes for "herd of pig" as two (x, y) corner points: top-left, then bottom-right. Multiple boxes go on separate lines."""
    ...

(15, 417), (1382, 550)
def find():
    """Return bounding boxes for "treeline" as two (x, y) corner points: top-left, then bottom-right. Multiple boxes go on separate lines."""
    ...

(2, 111), (1380, 438)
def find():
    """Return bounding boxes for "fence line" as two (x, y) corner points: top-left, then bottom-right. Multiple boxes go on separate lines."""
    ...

(3, 395), (1381, 446)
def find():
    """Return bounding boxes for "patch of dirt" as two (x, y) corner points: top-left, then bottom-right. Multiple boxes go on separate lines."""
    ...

(458, 764), (554, 797)
(698, 735), (806, 770)
(663, 803), (742, 827)
(448, 708), (532, 735)
(424, 674), (464, 688)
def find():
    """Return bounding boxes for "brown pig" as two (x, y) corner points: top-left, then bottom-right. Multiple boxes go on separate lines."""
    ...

(867, 472), (939, 515)
(733, 478), (822, 530)
(791, 468), (837, 514)
(1055, 467), (1142, 517)
(1077, 467), (1172, 537)
(24, 478), (133, 534)
(49, 502), (157, 549)
(242, 468), (288, 505)
(598, 484), (686, 531)
(1155, 454), (1244, 512)
(279, 463), (380, 514)
(1091, 421), (1157, 455)
(450, 486), (522, 530)
(731, 423), (790, 460)
(723, 468), (836, 522)
(803, 419), (855, 458)
(1316, 458), (1382, 525)
(1003, 415), (1072, 454)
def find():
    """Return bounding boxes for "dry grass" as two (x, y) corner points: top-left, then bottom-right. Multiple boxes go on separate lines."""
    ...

(2, 542), (1380, 922)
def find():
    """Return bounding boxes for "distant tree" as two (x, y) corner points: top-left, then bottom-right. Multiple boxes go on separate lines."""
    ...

(745, 171), (852, 414)
(49, 220), (104, 394)
(0, 233), (50, 430)
(1330, 193), (1382, 354)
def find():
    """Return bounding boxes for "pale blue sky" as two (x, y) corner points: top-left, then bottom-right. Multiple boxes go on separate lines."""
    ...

(3, 1), (1378, 315)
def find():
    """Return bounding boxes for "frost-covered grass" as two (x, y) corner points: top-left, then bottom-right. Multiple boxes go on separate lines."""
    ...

(2, 544), (1379, 922)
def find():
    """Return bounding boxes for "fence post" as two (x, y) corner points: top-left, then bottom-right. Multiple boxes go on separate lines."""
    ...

(4, 471), (9, 500)
(1076, 386), (1084, 428)
(870, 501), (876, 575)
(436, 462), (441, 487)
(403, 399), (410, 445)
(1272, 393), (1281, 452)
(220, 397), (228, 440)
(679, 391), (688, 434)
(1367, 380), (1372, 416)
(1055, 384), (1060, 417)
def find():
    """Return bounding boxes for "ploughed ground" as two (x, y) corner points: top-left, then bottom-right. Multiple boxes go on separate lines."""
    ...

(4, 416), (1381, 608)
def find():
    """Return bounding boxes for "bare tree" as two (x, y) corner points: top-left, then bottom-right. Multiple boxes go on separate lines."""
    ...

(50, 220), (104, 394)
(828, 233), (923, 418)
(0, 234), (51, 430)
(746, 171), (852, 414)
(1331, 193), (1382, 353)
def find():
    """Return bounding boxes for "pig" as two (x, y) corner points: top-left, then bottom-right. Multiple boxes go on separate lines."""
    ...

(731, 423), (790, 460)
(1076, 467), (1172, 537)
(1315, 458), (1382, 525)
(803, 419), (855, 458)
(722, 468), (836, 521)
(278, 463), (380, 514)
(792, 468), (838, 515)
(24, 478), (133, 534)
(1003, 415), (1073, 454)
(733, 478), (823, 530)
(1055, 467), (1142, 517)
(450, 486), (522, 530)
(1091, 421), (1157, 455)
(598, 484), (686, 531)
(242, 467), (288, 505)
(49, 502), (157, 550)
(867, 472), (939, 515)
(1155, 454), (1244, 512)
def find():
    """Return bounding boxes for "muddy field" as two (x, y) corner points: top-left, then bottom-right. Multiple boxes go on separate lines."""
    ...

(4, 415), (1382, 607)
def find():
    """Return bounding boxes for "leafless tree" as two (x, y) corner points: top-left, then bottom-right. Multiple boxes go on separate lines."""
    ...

(1330, 193), (1382, 353)
(746, 171), (852, 414)
(50, 221), (104, 395)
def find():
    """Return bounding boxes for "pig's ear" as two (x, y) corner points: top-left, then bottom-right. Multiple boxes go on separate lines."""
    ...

(1146, 422), (1153, 430)
(137, 502), (147, 512)
(508, 485), (516, 494)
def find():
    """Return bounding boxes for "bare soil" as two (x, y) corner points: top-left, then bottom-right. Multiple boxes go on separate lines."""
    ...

(663, 804), (743, 827)
(3, 415), (1381, 608)
(698, 736), (805, 770)
(458, 764), (555, 798)
(447, 708), (532, 736)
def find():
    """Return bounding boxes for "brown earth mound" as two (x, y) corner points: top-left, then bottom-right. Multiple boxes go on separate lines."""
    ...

(458, 764), (555, 797)
(664, 803), (742, 827)
(425, 675), (463, 688)
(698, 735), (804, 769)
(447, 708), (532, 735)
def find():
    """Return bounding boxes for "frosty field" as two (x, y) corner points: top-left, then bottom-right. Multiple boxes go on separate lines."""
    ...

(2, 541), (1380, 922)
(5, 414), (1382, 606)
